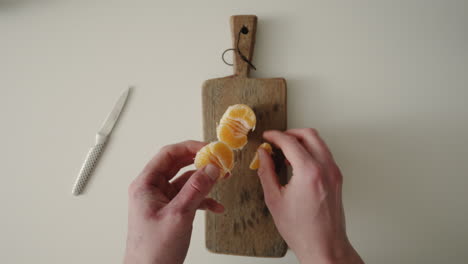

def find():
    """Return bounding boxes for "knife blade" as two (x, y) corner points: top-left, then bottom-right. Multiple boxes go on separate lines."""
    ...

(72, 87), (131, 195)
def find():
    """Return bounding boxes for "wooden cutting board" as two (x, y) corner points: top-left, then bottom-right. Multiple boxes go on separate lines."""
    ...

(202, 15), (288, 257)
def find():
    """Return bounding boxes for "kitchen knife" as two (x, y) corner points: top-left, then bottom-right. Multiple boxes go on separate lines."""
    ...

(72, 87), (131, 196)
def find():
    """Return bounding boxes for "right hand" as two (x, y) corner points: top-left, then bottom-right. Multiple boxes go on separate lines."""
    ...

(257, 129), (364, 264)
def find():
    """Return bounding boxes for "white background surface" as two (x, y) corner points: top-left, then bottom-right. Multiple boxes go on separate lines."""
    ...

(1, 0), (467, 263)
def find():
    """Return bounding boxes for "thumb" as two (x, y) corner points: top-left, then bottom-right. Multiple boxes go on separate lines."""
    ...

(257, 148), (281, 204)
(171, 164), (220, 213)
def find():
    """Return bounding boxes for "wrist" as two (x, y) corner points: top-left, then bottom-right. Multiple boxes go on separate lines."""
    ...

(124, 246), (186, 264)
(296, 241), (363, 264)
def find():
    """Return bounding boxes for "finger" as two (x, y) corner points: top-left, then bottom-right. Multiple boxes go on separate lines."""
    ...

(148, 174), (178, 199)
(170, 164), (220, 213)
(257, 148), (281, 205)
(140, 140), (207, 185)
(146, 170), (196, 200)
(170, 170), (197, 191)
(198, 198), (225, 213)
(285, 128), (333, 164)
(263, 130), (316, 170)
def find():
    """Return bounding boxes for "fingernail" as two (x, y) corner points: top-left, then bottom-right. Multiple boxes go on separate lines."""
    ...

(258, 148), (266, 159)
(257, 149), (269, 171)
(204, 164), (220, 181)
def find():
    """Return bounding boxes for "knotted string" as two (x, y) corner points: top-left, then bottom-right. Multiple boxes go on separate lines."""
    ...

(222, 25), (257, 70)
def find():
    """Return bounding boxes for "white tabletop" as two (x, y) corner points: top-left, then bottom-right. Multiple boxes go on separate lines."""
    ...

(2, 1), (468, 263)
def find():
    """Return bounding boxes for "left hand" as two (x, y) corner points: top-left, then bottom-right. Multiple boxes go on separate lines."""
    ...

(124, 140), (224, 264)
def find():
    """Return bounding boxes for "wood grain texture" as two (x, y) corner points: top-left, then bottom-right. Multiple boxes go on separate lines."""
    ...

(202, 15), (288, 257)
(231, 15), (256, 77)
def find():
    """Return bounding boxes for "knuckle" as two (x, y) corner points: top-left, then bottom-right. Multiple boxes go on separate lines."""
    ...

(311, 163), (324, 176)
(128, 180), (144, 198)
(189, 180), (204, 195)
(257, 165), (268, 177)
(128, 180), (138, 195)
(183, 140), (200, 145)
(301, 162), (326, 185)
(284, 134), (299, 143)
(192, 171), (213, 189)
(305, 128), (319, 136)
(330, 163), (343, 186)
(273, 130), (295, 141)
(144, 204), (164, 220)
(303, 161), (323, 176)
(268, 130), (282, 137)
(166, 206), (181, 216)
(166, 205), (192, 220)
(312, 174), (325, 186)
(306, 175), (326, 196)
(159, 144), (174, 153)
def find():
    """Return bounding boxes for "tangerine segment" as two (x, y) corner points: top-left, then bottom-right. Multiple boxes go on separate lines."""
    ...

(194, 141), (234, 178)
(209, 140), (234, 171)
(216, 124), (248, 150)
(217, 104), (256, 149)
(249, 143), (273, 170)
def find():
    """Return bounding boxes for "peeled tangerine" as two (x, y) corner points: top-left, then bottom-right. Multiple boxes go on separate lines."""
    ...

(249, 143), (273, 170)
(217, 104), (256, 149)
(194, 141), (234, 178)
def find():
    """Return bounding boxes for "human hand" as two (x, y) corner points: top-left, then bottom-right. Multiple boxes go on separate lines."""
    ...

(257, 129), (364, 264)
(124, 140), (224, 264)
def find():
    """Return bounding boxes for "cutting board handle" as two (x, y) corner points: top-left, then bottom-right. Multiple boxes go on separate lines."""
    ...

(230, 15), (257, 77)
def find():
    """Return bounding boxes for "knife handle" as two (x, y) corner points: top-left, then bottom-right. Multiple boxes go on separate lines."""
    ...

(72, 135), (107, 195)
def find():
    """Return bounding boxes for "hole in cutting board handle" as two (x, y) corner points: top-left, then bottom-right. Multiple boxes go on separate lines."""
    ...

(241, 26), (249, 34)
